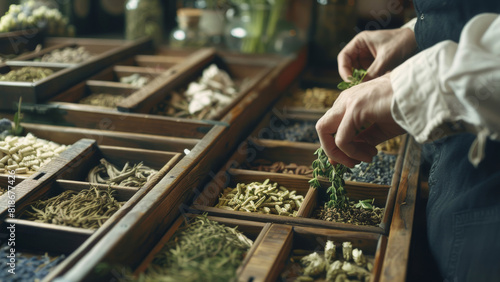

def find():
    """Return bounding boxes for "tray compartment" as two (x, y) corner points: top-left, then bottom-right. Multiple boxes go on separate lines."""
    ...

(0, 219), (85, 281)
(0, 37), (154, 110)
(56, 144), (181, 189)
(10, 180), (137, 231)
(49, 80), (138, 108)
(191, 168), (315, 221)
(239, 224), (387, 282)
(117, 48), (276, 121)
(130, 214), (270, 281)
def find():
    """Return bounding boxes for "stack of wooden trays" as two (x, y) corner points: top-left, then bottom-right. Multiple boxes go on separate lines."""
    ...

(0, 36), (419, 282)
(1, 37), (154, 110)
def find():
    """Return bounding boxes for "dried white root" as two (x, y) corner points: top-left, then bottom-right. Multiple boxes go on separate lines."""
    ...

(301, 252), (326, 277)
(325, 240), (336, 263)
(184, 64), (237, 117)
(342, 242), (353, 261)
(352, 248), (366, 266)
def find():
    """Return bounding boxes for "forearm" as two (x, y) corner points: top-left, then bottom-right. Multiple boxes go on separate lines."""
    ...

(390, 13), (500, 165)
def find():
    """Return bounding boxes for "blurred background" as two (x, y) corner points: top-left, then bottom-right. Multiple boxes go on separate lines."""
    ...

(0, 0), (415, 67)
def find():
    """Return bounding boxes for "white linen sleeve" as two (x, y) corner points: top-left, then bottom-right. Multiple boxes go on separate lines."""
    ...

(390, 13), (500, 166)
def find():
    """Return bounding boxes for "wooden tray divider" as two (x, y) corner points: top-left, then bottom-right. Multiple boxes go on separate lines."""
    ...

(133, 54), (186, 68)
(237, 223), (293, 282)
(379, 137), (421, 282)
(17, 102), (214, 139)
(49, 80), (138, 104)
(19, 122), (200, 152)
(86, 80), (139, 91)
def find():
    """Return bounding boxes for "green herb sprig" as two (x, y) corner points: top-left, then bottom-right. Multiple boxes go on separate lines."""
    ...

(309, 147), (350, 209)
(11, 97), (23, 136)
(337, 69), (367, 90)
(311, 69), (375, 210)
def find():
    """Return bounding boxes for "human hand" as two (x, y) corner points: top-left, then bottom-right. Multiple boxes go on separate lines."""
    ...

(315, 74), (406, 167)
(338, 28), (417, 81)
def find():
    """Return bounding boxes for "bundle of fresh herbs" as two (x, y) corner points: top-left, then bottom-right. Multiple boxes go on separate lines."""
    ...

(310, 69), (384, 226)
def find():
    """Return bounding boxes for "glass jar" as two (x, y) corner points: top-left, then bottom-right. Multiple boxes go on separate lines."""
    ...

(169, 8), (208, 49)
(125, 0), (163, 46)
(224, 0), (302, 54)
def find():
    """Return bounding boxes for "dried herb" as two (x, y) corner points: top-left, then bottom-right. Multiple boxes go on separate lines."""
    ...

(79, 93), (125, 108)
(87, 158), (158, 188)
(36, 46), (92, 64)
(138, 214), (252, 282)
(0, 67), (53, 82)
(215, 179), (304, 216)
(120, 73), (149, 87)
(317, 201), (383, 226)
(282, 241), (373, 282)
(284, 87), (341, 109)
(245, 160), (313, 175)
(337, 68), (367, 90)
(21, 185), (124, 229)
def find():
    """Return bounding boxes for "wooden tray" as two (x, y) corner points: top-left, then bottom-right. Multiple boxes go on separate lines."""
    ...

(190, 166), (395, 234)
(189, 133), (406, 234)
(0, 139), (181, 217)
(238, 224), (387, 282)
(15, 48), (284, 137)
(126, 214), (271, 281)
(0, 37), (154, 110)
(39, 47), (309, 281)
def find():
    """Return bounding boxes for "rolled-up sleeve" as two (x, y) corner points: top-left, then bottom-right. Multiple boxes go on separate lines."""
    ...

(390, 13), (500, 166)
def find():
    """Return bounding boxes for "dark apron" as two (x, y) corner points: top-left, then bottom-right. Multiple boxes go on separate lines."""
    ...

(412, 1), (500, 281)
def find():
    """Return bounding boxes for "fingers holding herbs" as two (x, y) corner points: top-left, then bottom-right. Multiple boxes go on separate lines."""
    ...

(317, 73), (404, 167)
